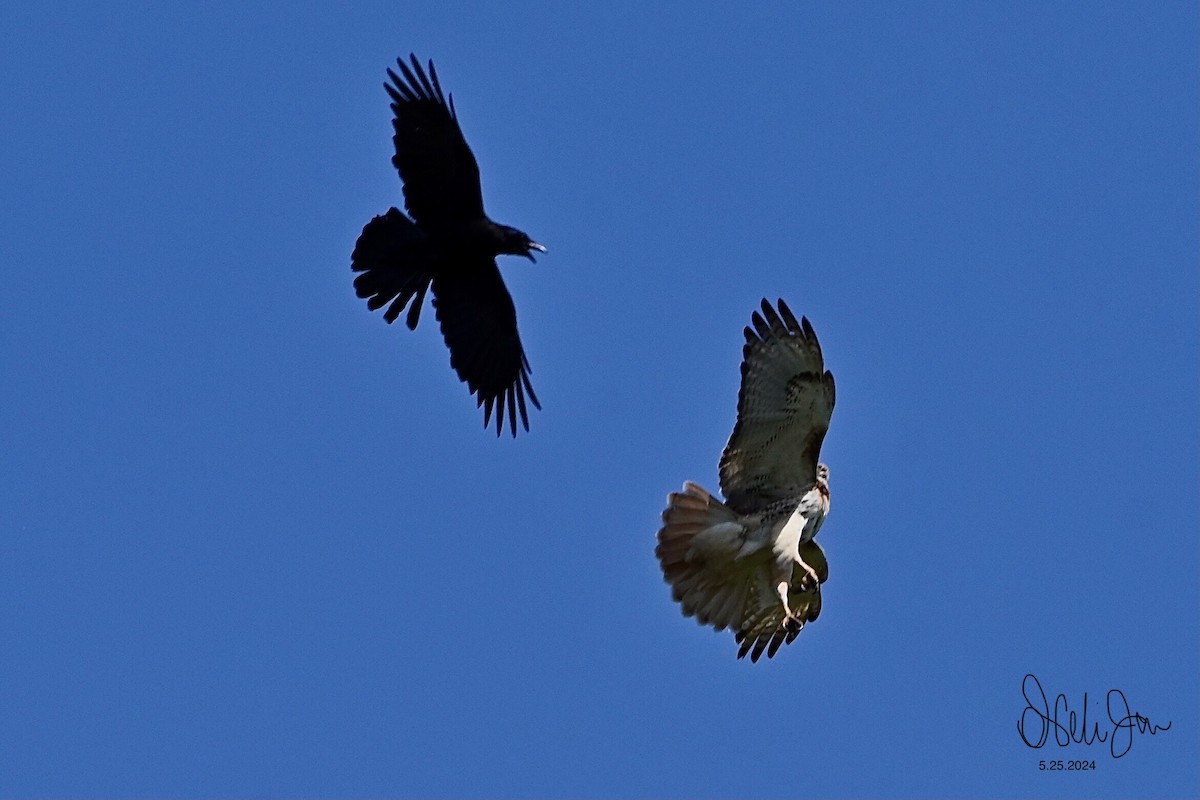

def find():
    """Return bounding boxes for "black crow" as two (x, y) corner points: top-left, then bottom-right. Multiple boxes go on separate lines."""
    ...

(352, 54), (545, 437)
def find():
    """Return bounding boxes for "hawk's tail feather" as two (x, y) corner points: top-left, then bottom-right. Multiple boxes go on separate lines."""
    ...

(655, 483), (750, 633)
(657, 483), (827, 662)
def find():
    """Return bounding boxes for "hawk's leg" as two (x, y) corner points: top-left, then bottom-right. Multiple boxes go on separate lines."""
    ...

(775, 580), (803, 633)
(796, 557), (820, 592)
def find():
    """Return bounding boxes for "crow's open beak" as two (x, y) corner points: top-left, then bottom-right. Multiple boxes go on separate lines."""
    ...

(525, 242), (547, 262)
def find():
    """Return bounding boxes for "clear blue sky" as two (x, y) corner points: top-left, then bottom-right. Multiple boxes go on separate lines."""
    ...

(2, 2), (1197, 797)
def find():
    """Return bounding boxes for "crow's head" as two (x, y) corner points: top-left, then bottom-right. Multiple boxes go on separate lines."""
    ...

(496, 225), (547, 262)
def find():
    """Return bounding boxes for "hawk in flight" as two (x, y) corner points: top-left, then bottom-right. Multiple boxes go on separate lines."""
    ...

(656, 299), (837, 661)
(352, 55), (545, 437)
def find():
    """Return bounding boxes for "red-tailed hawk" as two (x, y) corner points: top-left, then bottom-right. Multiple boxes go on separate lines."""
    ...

(656, 298), (836, 661)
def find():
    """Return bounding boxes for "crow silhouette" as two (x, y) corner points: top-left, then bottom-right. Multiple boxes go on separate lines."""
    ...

(352, 54), (544, 437)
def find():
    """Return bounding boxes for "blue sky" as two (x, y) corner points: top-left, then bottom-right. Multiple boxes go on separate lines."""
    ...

(2, 1), (1197, 797)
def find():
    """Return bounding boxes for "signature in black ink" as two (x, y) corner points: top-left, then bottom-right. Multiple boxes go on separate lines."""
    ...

(1017, 673), (1172, 758)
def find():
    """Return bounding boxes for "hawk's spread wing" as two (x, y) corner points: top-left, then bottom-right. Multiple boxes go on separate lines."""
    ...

(719, 298), (836, 514)
(656, 483), (828, 662)
(734, 541), (827, 662)
(386, 55), (485, 231)
(431, 261), (539, 436)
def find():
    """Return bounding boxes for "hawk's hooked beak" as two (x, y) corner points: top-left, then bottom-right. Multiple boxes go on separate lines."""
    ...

(525, 242), (547, 262)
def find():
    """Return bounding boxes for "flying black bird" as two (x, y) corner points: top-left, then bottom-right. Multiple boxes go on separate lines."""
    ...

(352, 54), (545, 436)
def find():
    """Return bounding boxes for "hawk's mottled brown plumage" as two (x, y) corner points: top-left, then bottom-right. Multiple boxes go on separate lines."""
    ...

(656, 298), (836, 661)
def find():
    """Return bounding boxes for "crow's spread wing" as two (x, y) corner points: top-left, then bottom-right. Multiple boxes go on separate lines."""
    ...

(719, 299), (836, 514)
(386, 55), (484, 230)
(431, 261), (540, 437)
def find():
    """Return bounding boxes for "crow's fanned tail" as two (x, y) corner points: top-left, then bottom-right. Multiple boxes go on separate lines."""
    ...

(352, 208), (433, 330)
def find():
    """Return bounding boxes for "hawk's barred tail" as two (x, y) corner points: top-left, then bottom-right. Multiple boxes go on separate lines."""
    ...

(656, 482), (827, 662)
(351, 208), (434, 331)
(655, 483), (752, 634)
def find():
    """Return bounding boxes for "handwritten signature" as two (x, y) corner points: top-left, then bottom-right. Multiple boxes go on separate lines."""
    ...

(1017, 673), (1172, 758)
